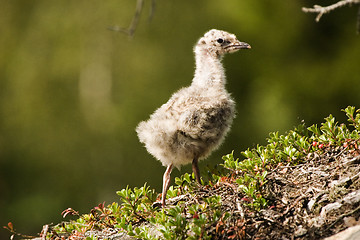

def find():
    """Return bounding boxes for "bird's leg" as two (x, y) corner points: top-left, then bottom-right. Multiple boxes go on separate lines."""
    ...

(192, 158), (201, 184)
(162, 164), (173, 207)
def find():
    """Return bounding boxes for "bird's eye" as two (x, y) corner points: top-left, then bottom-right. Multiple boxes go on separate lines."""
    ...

(217, 38), (224, 44)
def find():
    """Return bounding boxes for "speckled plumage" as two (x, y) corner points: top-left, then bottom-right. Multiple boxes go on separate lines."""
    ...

(136, 29), (250, 206)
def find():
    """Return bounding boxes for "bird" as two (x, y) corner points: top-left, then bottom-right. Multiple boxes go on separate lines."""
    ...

(136, 29), (251, 206)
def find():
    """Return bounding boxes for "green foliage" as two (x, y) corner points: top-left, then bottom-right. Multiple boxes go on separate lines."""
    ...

(344, 106), (360, 130)
(43, 106), (360, 239)
(222, 106), (360, 211)
(307, 106), (360, 147)
(142, 195), (223, 240)
(116, 183), (157, 221)
(222, 152), (268, 210)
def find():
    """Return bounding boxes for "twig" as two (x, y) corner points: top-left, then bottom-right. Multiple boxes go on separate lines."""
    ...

(276, 163), (306, 169)
(109, 0), (156, 38)
(302, 0), (360, 22)
(3, 222), (37, 240)
(40, 224), (49, 240)
(149, 0), (156, 22)
(325, 204), (360, 231)
(108, 0), (144, 37)
(280, 194), (307, 217)
(334, 146), (349, 159)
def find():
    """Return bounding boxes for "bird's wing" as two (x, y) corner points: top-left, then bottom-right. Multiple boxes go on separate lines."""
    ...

(158, 88), (235, 139)
(177, 99), (235, 140)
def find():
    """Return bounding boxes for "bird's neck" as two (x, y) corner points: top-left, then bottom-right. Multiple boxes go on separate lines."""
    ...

(192, 47), (226, 88)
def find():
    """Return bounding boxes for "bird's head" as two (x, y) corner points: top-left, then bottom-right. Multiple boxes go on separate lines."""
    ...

(195, 29), (251, 58)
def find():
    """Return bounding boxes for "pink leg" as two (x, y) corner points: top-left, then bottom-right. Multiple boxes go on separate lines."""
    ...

(192, 158), (201, 184)
(162, 164), (173, 207)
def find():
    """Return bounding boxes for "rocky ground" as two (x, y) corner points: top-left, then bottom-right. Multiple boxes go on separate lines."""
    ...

(245, 146), (360, 239)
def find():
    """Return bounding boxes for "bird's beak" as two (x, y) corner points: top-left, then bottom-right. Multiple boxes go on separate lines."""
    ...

(233, 41), (251, 49)
(224, 41), (251, 53)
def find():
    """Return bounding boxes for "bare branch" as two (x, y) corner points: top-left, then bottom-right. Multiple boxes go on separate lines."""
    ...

(302, 0), (360, 22)
(149, 0), (156, 22)
(109, 0), (156, 38)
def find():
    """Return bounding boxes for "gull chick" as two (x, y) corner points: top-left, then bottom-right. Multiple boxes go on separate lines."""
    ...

(136, 29), (251, 206)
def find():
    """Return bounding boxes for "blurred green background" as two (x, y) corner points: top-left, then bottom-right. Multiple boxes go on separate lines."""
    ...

(1, 0), (359, 237)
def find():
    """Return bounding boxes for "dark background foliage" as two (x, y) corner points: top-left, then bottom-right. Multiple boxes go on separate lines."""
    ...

(1, 0), (359, 237)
